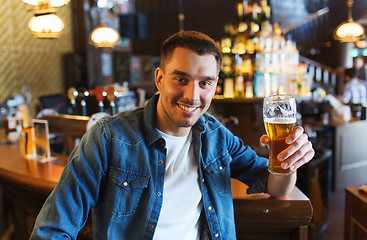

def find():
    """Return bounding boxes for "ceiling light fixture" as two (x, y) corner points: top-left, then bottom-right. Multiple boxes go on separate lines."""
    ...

(22, 0), (70, 8)
(334, 0), (366, 42)
(89, 25), (121, 48)
(356, 39), (367, 48)
(28, 7), (65, 38)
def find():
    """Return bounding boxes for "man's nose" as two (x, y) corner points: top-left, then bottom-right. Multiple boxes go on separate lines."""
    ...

(184, 82), (200, 102)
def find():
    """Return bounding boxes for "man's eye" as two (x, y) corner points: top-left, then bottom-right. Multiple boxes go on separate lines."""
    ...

(200, 81), (211, 87)
(176, 78), (187, 84)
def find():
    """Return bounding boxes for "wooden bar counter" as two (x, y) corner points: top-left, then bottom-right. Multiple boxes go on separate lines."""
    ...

(0, 143), (312, 239)
(0, 143), (95, 240)
(232, 179), (313, 240)
(345, 186), (367, 240)
(0, 143), (66, 194)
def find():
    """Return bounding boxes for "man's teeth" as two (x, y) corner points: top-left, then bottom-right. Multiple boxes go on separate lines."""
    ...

(179, 104), (196, 112)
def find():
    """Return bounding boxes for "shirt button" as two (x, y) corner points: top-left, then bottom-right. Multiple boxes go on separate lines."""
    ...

(215, 233), (219, 237)
(218, 166), (223, 171)
(202, 178), (205, 182)
(148, 225), (154, 229)
(157, 192), (161, 196)
(208, 206), (212, 211)
(123, 182), (128, 187)
(159, 160), (163, 164)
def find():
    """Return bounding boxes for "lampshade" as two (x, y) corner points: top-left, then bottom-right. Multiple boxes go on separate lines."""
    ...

(356, 39), (367, 48)
(22, 0), (70, 7)
(28, 8), (65, 38)
(334, 20), (366, 42)
(334, 0), (366, 42)
(89, 25), (121, 48)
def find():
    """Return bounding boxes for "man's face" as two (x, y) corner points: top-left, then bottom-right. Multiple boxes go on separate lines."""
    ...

(344, 75), (351, 83)
(155, 47), (218, 136)
(354, 58), (364, 69)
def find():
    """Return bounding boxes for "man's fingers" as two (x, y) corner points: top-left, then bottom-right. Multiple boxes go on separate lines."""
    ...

(285, 126), (304, 144)
(260, 134), (270, 145)
(278, 133), (309, 161)
(280, 141), (315, 170)
(288, 148), (315, 170)
(260, 125), (315, 171)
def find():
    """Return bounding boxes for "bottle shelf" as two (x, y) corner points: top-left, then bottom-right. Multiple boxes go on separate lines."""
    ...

(212, 95), (264, 103)
(212, 94), (312, 104)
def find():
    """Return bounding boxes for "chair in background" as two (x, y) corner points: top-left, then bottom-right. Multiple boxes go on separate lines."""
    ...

(41, 114), (90, 155)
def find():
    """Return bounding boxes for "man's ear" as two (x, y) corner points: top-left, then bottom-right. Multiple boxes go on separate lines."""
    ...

(155, 67), (164, 91)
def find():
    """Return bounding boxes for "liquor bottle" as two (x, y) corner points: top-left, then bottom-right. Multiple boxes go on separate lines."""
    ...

(256, 0), (271, 28)
(232, 1), (248, 54)
(264, 72), (272, 97)
(222, 54), (235, 98)
(254, 71), (265, 97)
(235, 1), (247, 34)
(245, 79), (254, 98)
(216, 69), (225, 96)
(221, 26), (233, 54)
(223, 74), (235, 98)
(250, 2), (260, 34)
(270, 72), (278, 95)
(233, 54), (245, 98)
(242, 54), (254, 98)
(18, 104), (35, 158)
(232, 33), (246, 55)
(234, 75), (245, 98)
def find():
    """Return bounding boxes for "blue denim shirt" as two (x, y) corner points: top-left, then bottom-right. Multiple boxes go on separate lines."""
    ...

(31, 94), (269, 240)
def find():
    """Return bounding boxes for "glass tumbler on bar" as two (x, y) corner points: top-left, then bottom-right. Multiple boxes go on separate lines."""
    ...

(263, 95), (297, 175)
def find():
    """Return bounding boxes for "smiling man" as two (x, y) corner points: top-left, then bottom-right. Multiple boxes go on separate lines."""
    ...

(155, 46), (218, 136)
(31, 31), (314, 240)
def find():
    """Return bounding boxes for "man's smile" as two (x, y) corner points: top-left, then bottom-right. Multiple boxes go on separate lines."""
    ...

(178, 104), (199, 113)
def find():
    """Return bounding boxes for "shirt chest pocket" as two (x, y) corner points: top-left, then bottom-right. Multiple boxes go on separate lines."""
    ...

(105, 168), (150, 218)
(204, 153), (232, 196)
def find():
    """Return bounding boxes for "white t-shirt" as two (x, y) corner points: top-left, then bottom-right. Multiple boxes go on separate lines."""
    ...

(153, 129), (203, 240)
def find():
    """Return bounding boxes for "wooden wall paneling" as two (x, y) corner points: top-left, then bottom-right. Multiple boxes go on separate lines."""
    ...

(133, 0), (237, 56)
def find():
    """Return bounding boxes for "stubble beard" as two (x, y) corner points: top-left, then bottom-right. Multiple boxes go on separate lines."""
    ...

(162, 99), (202, 128)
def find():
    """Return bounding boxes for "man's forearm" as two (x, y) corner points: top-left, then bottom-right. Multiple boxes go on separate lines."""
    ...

(267, 172), (297, 198)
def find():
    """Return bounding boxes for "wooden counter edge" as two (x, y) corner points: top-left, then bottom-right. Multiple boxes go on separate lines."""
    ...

(0, 167), (57, 195)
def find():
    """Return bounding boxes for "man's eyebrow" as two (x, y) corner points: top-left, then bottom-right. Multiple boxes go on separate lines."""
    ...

(171, 70), (217, 81)
(172, 70), (190, 77)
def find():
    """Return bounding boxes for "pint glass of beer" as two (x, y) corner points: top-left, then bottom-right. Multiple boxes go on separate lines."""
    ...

(263, 95), (296, 175)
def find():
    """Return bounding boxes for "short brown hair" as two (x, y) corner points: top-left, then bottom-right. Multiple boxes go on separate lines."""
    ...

(345, 68), (356, 79)
(160, 31), (222, 72)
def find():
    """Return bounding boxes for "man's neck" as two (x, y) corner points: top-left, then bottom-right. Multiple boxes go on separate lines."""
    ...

(155, 125), (192, 137)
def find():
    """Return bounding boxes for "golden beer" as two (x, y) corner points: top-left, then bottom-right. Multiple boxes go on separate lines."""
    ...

(264, 118), (296, 175)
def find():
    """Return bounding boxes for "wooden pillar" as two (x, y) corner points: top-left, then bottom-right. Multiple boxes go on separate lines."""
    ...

(71, 0), (102, 89)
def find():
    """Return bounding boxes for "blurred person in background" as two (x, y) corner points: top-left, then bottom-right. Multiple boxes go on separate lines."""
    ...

(343, 67), (367, 105)
(353, 56), (367, 83)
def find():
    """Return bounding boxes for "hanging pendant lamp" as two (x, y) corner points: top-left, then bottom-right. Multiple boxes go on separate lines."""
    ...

(89, 25), (121, 48)
(28, 7), (65, 38)
(334, 0), (366, 42)
(22, 0), (70, 8)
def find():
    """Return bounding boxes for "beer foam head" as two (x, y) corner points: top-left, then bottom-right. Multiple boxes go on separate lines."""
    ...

(264, 117), (296, 124)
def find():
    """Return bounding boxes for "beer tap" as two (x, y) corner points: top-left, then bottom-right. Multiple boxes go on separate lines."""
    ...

(67, 87), (78, 114)
(94, 87), (106, 113)
(106, 86), (117, 115)
(78, 87), (88, 116)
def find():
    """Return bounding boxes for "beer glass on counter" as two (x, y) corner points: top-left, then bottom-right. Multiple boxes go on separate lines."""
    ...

(263, 95), (296, 175)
